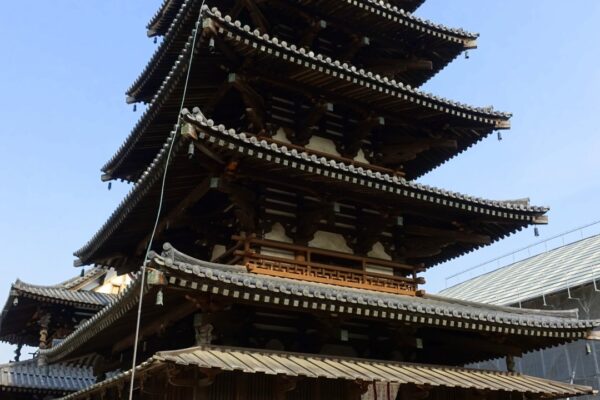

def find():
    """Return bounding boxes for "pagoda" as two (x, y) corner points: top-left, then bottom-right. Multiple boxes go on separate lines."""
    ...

(1, 1), (599, 399)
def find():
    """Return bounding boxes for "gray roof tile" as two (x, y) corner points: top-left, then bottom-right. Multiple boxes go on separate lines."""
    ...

(45, 242), (599, 365)
(9, 280), (114, 308)
(0, 359), (94, 393)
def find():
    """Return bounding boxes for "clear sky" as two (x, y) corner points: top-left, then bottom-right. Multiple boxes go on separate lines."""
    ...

(0, 1), (599, 363)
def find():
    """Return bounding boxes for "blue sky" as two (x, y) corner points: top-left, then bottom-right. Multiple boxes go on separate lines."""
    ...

(0, 1), (599, 362)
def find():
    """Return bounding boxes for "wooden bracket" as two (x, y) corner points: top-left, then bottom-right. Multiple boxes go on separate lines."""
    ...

(290, 98), (331, 145)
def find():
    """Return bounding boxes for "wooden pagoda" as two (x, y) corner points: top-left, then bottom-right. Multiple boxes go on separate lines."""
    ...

(1, 1), (598, 399)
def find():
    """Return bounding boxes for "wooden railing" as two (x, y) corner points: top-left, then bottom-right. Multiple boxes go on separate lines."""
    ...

(216, 235), (423, 296)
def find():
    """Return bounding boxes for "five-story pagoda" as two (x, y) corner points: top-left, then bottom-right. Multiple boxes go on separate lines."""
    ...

(1, 1), (598, 399)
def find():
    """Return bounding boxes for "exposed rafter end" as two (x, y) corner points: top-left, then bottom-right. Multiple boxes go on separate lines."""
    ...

(532, 215), (549, 225)
(125, 95), (137, 104)
(101, 173), (113, 182)
(464, 39), (478, 50)
(73, 258), (84, 267)
(495, 120), (511, 129)
(586, 327), (600, 341)
(146, 28), (158, 38)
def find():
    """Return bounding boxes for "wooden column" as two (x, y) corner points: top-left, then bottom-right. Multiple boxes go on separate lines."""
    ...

(38, 312), (51, 350)
(274, 376), (298, 400)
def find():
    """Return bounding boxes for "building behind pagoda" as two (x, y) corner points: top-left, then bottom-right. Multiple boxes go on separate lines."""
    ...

(1, 0), (598, 399)
(442, 233), (600, 397)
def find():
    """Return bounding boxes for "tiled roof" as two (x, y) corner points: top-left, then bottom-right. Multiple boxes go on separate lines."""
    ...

(39, 277), (143, 364)
(58, 345), (594, 400)
(145, 0), (427, 38)
(0, 274), (115, 346)
(203, 8), (506, 118)
(46, 243), (599, 364)
(183, 111), (545, 216)
(129, 0), (202, 101)
(75, 132), (182, 264)
(440, 234), (600, 306)
(9, 280), (114, 308)
(57, 267), (107, 290)
(0, 359), (94, 394)
(130, 0), (475, 102)
(155, 243), (595, 333)
(146, 0), (186, 36)
(105, 7), (507, 182)
(79, 112), (546, 268)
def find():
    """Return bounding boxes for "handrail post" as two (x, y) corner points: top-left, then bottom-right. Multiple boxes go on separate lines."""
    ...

(243, 234), (250, 266)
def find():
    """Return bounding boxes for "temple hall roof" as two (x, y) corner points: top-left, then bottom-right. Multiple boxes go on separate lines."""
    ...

(8, 280), (114, 309)
(440, 234), (600, 306)
(0, 359), (94, 395)
(0, 276), (115, 346)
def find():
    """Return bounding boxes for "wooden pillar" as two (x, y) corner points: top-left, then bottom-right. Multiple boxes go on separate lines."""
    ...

(506, 355), (516, 373)
(194, 313), (214, 346)
(38, 313), (51, 350)
(235, 373), (248, 400)
(274, 376), (298, 400)
(348, 380), (369, 400)
(193, 368), (219, 400)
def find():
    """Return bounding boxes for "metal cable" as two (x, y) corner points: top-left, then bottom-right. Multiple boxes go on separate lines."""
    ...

(127, 3), (207, 399)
